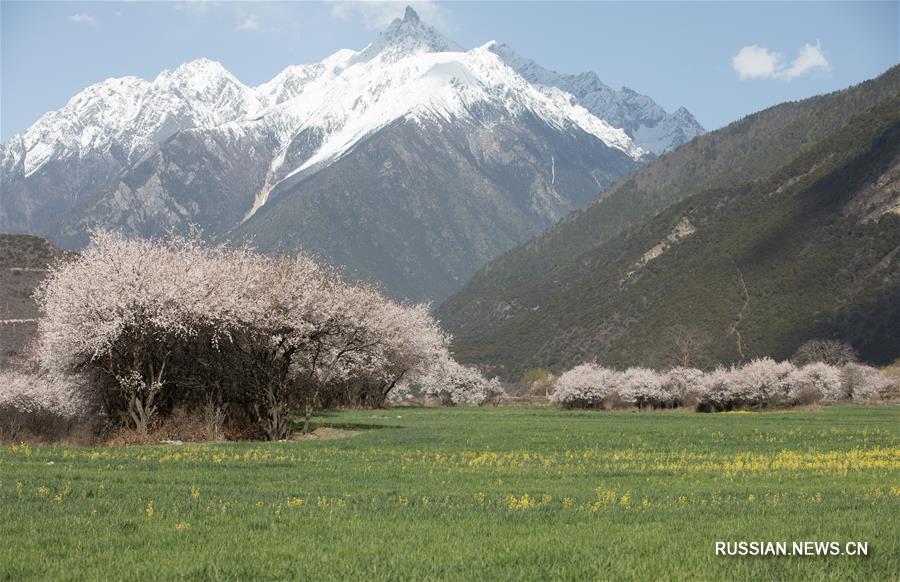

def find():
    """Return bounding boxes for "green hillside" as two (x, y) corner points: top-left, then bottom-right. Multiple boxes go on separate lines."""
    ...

(440, 84), (900, 379)
(441, 66), (900, 317)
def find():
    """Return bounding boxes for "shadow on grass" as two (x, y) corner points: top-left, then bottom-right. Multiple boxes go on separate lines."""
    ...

(290, 411), (405, 432)
(304, 407), (429, 431)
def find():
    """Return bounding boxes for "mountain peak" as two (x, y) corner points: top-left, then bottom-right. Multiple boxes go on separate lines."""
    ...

(173, 57), (228, 76)
(349, 5), (463, 64)
(404, 5), (420, 23)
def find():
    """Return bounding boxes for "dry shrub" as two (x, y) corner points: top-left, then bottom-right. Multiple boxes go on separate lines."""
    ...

(601, 393), (629, 411)
(789, 384), (823, 407)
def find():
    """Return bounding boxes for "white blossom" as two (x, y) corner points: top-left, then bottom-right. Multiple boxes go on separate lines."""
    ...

(549, 364), (621, 408)
(551, 358), (892, 411)
(661, 367), (705, 405)
(0, 370), (90, 419)
(30, 230), (476, 436)
(786, 362), (846, 403)
(414, 355), (500, 405)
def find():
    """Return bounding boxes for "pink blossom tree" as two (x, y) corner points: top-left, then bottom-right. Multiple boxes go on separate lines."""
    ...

(33, 231), (477, 439)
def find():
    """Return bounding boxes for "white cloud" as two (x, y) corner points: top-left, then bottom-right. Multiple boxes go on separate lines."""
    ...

(68, 13), (99, 28)
(329, 1), (449, 31)
(780, 41), (830, 79)
(235, 13), (262, 32)
(732, 41), (830, 81)
(731, 45), (780, 80)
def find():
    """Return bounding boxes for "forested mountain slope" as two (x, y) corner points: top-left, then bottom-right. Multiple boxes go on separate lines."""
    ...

(440, 85), (900, 378)
(440, 66), (900, 313)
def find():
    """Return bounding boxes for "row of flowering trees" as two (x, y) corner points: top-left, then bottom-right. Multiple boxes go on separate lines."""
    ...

(549, 359), (898, 411)
(1, 231), (496, 440)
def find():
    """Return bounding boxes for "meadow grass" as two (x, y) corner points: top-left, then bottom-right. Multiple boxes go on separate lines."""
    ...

(1, 405), (897, 580)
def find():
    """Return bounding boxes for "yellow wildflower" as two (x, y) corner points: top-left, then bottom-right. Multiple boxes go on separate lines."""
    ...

(507, 493), (533, 509)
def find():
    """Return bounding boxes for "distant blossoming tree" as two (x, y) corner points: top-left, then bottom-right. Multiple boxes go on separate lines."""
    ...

(550, 364), (622, 409)
(550, 358), (896, 411)
(661, 367), (705, 407)
(620, 368), (666, 409)
(413, 355), (501, 405)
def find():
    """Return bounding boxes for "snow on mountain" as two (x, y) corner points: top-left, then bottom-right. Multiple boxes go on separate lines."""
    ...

(8, 76), (150, 177)
(238, 8), (645, 219)
(349, 6), (464, 65)
(254, 64), (325, 107)
(4, 7), (652, 190)
(5, 58), (260, 180)
(269, 43), (644, 180)
(487, 43), (705, 155)
(1, 6), (663, 301)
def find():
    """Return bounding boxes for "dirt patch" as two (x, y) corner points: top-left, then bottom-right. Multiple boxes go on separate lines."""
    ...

(290, 427), (360, 441)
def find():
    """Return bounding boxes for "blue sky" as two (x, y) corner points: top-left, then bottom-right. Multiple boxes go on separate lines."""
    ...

(1, 1), (897, 141)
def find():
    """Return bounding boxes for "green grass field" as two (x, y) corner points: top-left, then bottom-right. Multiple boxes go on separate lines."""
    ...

(1, 405), (897, 580)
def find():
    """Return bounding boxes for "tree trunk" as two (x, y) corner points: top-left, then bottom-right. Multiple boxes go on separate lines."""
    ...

(303, 402), (312, 435)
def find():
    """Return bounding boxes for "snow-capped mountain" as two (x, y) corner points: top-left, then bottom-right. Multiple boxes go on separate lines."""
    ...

(488, 43), (704, 155)
(1, 6), (701, 301)
(244, 30), (644, 221)
(4, 59), (259, 178)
